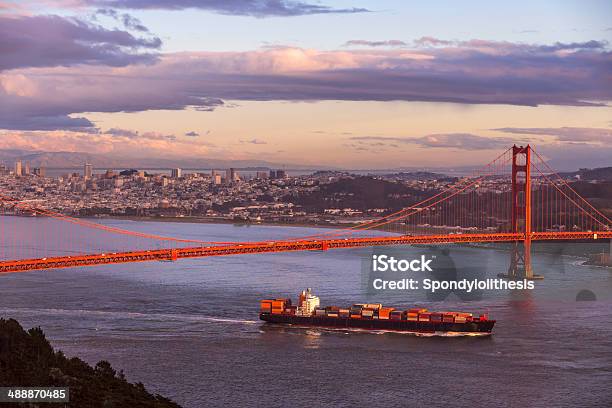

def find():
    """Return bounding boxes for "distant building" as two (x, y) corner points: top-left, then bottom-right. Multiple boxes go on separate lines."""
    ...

(32, 167), (46, 177)
(171, 168), (182, 178)
(270, 169), (287, 179)
(256, 171), (268, 179)
(84, 163), (93, 179)
(226, 168), (239, 184)
(24, 162), (30, 175)
(211, 170), (222, 185)
(14, 160), (22, 177)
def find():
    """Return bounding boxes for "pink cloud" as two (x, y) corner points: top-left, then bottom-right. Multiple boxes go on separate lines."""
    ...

(1, 40), (611, 131)
(0, 129), (211, 157)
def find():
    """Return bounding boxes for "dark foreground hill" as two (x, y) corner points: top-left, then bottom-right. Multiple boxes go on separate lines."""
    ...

(0, 318), (181, 408)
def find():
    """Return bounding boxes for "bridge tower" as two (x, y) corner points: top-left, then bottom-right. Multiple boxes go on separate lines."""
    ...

(504, 145), (541, 280)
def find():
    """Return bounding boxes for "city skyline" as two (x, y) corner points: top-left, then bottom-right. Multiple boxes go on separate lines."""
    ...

(1, 0), (611, 170)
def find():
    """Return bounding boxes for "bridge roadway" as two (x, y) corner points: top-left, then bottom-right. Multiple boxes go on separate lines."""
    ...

(1, 231), (610, 273)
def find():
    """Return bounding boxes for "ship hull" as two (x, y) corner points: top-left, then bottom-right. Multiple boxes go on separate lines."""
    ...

(260, 313), (495, 334)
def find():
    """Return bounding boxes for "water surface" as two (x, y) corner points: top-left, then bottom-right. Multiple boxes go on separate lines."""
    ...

(1, 220), (611, 407)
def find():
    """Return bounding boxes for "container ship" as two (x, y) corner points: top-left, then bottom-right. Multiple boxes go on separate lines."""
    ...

(260, 289), (495, 335)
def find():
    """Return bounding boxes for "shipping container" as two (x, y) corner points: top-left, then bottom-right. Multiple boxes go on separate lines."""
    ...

(314, 308), (326, 316)
(442, 314), (455, 323)
(408, 308), (428, 314)
(364, 303), (382, 310)
(389, 311), (405, 321)
(378, 307), (395, 320)
(362, 308), (375, 316)
(406, 312), (419, 321)
(362, 311), (374, 316)
(418, 313), (431, 322)
(283, 307), (296, 315)
(430, 313), (443, 322)
(260, 300), (273, 312)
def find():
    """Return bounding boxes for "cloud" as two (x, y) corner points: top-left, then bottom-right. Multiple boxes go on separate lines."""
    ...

(104, 128), (176, 140)
(343, 40), (407, 47)
(535, 143), (612, 171)
(2, 39), (612, 131)
(0, 14), (160, 71)
(82, 0), (370, 17)
(489, 127), (612, 170)
(412, 37), (608, 53)
(413, 37), (454, 47)
(350, 134), (517, 150)
(105, 127), (139, 138)
(494, 127), (612, 143)
(95, 8), (149, 32)
(185, 131), (199, 137)
(240, 138), (267, 145)
(0, 128), (204, 158)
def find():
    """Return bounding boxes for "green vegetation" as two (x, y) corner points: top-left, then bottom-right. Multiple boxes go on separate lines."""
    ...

(0, 318), (181, 408)
(289, 176), (432, 212)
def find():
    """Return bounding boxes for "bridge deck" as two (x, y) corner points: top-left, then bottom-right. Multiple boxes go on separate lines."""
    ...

(1, 231), (610, 273)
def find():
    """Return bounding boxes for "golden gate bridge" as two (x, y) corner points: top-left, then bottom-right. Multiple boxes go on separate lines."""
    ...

(1, 145), (610, 278)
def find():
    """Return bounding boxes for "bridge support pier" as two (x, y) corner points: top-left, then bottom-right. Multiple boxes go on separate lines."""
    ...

(500, 145), (543, 280)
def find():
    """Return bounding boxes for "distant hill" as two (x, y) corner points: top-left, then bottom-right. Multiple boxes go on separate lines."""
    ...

(577, 167), (612, 181)
(0, 149), (331, 170)
(384, 171), (454, 181)
(558, 167), (612, 181)
(0, 318), (181, 407)
(287, 176), (434, 212)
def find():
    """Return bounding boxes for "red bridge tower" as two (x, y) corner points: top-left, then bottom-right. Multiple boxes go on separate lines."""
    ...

(504, 145), (542, 279)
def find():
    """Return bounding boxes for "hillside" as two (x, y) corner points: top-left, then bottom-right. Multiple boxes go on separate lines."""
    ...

(287, 176), (434, 212)
(0, 318), (181, 408)
(560, 167), (612, 181)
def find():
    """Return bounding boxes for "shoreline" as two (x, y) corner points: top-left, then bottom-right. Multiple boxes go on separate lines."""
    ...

(93, 215), (362, 230)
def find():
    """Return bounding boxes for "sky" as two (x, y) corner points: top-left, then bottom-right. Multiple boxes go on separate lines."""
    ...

(0, 0), (611, 169)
